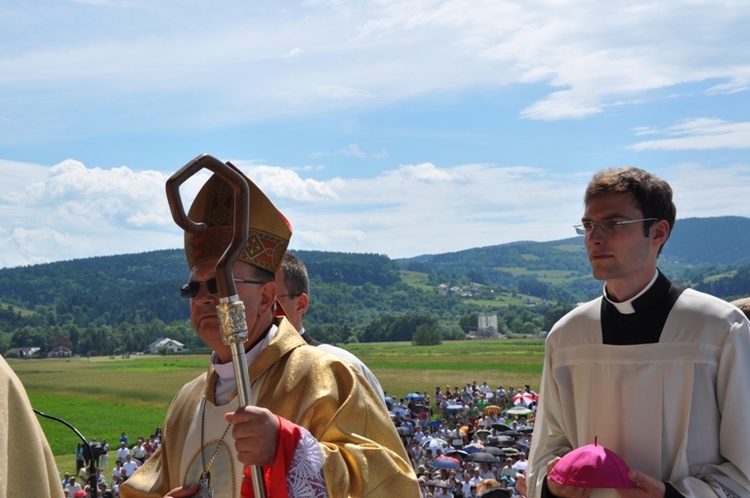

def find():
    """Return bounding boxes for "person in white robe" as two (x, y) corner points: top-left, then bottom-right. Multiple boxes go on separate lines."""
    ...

(522, 167), (750, 498)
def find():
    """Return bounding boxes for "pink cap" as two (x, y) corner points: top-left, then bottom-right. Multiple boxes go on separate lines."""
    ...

(548, 439), (637, 489)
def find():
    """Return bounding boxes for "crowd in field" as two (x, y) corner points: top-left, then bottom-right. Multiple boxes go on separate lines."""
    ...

(61, 381), (533, 497)
(387, 381), (537, 497)
(62, 429), (162, 498)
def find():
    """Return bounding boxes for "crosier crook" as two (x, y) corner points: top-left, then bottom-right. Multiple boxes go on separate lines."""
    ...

(166, 153), (267, 498)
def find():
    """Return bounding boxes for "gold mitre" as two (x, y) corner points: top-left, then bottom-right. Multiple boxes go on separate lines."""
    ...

(184, 163), (292, 275)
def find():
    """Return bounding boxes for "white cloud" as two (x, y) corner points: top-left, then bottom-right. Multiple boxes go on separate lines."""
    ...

(394, 162), (459, 183)
(0, 160), (181, 267)
(0, 227), (89, 268)
(665, 163), (750, 217)
(229, 163), (340, 203)
(1, 158), (749, 267)
(284, 47), (303, 60)
(337, 144), (390, 159)
(1, 0), (747, 139)
(273, 162), (589, 257)
(706, 74), (750, 95)
(339, 144), (367, 158)
(629, 118), (750, 151)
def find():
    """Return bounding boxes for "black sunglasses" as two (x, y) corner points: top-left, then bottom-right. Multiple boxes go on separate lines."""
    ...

(180, 277), (265, 299)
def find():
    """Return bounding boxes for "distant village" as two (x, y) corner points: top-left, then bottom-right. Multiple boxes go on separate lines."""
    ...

(6, 337), (186, 359)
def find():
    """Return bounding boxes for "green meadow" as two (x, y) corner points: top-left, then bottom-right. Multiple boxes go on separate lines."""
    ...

(8, 338), (544, 475)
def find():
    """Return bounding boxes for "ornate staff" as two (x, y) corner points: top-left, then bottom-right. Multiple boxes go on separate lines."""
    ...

(166, 153), (266, 498)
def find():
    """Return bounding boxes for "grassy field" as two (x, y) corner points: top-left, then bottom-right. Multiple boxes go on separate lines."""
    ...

(8, 338), (544, 476)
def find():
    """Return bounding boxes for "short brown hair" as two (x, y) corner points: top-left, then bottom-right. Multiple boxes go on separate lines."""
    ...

(585, 167), (676, 253)
(280, 252), (309, 295)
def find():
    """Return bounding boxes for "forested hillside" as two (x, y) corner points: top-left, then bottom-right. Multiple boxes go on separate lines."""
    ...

(1, 216), (749, 356)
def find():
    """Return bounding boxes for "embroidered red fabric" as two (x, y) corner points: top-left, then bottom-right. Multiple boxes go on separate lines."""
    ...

(241, 415), (302, 498)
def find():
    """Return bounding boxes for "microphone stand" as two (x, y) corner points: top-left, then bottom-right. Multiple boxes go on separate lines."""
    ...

(34, 408), (99, 498)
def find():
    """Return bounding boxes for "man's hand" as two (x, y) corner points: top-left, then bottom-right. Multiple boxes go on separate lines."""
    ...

(165, 483), (199, 497)
(546, 457), (593, 498)
(616, 470), (665, 498)
(225, 406), (280, 467)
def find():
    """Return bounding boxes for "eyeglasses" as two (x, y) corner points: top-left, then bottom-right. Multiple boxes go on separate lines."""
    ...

(277, 293), (301, 299)
(180, 277), (265, 299)
(573, 218), (658, 236)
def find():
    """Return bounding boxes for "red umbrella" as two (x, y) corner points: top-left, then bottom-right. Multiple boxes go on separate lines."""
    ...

(512, 392), (536, 406)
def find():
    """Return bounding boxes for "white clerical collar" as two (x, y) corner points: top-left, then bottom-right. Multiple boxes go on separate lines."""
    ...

(603, 270), (659, 315)
(210, 324), (278, 405)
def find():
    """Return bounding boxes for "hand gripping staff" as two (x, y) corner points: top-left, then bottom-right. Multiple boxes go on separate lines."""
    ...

(166, 154), (267, 498)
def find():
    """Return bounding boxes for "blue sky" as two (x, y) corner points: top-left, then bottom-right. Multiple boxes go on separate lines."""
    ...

(1, 0), (749, 268)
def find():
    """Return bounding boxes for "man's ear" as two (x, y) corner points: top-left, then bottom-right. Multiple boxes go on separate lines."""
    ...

(651, 219), (670, 246)
(297, 292), (310, 317)
(258, 281), (277, 315)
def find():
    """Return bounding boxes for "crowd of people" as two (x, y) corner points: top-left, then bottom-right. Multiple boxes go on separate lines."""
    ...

(58, 382), (531, 498)
(62, 430), (163, 498)
(388, 382), (538, 497)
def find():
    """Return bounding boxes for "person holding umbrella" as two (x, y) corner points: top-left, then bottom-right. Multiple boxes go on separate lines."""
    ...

(120, 156), (419, 497)
(522, 167), (750, 497)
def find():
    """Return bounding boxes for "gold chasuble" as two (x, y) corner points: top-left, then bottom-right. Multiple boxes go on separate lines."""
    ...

(121, 318), (419, 497)
(0, 355), (64, 498)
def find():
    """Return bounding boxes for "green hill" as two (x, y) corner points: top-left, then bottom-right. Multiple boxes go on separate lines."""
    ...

(1, 216), (749, 356)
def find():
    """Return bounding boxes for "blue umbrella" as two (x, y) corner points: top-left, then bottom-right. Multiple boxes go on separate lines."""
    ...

(405, 392), (424, 403)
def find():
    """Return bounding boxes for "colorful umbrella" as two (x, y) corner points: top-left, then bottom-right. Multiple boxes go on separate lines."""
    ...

(430, 456), (462, 470)
(512, 392), (536, 406)
(482, 405), (503, 416)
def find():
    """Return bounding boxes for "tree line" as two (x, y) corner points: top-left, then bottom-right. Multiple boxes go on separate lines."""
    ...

(2, 220), (750, 356)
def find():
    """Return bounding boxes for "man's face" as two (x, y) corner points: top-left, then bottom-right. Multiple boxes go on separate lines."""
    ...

(275, 267), (305, 331)
(189, 259), (274, 362)
(583, 192), (665, 301)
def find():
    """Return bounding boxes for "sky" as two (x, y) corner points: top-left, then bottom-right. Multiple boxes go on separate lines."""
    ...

(1, 0), (749, 269)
